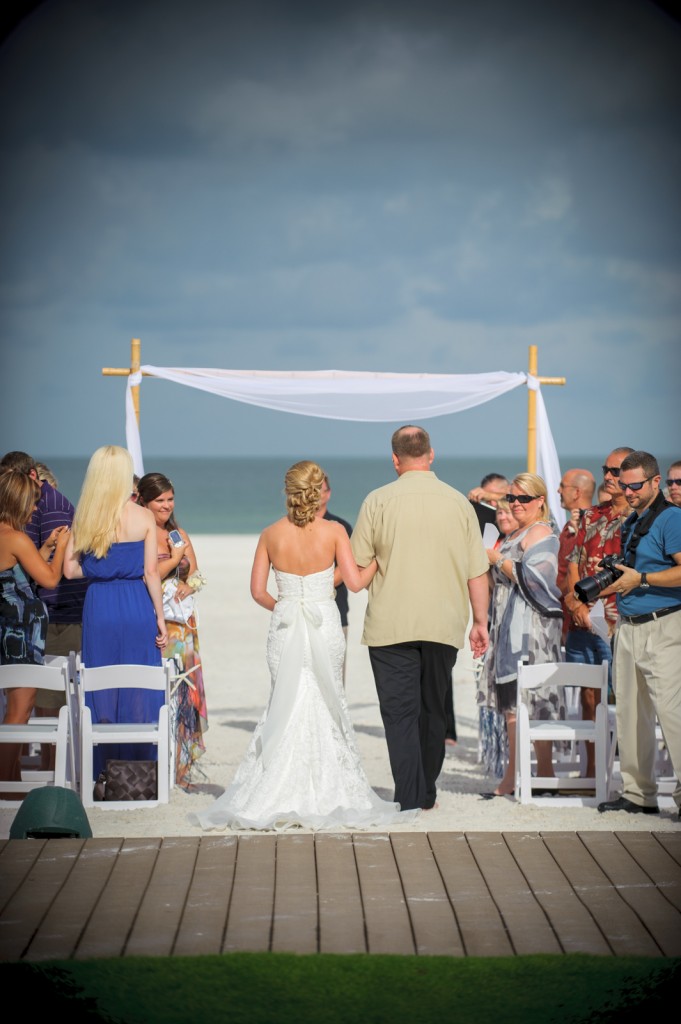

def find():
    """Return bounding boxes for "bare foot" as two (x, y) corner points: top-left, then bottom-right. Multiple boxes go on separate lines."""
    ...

(422, 801), (439, 810)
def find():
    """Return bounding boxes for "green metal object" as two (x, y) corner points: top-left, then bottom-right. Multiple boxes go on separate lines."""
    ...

(9, 786), (93, 839)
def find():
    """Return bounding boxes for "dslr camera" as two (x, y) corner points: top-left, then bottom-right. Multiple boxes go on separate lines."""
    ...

(574, 554), (626, 604)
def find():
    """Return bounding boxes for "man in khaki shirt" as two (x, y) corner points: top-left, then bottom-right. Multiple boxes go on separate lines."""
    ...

(352, 425), (490, 811)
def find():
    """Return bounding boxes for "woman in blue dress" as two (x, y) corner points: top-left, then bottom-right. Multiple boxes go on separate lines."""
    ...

(64, 446), (167, 780)
(0, 468), (71, 789)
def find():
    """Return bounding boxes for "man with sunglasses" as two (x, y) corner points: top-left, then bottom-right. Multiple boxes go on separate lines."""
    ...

(563, 449), (633, 772)
(597, 451), (681, 818)
(666, 461), (681, 508)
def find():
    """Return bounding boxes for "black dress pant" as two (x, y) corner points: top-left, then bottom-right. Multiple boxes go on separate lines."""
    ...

(369, 641), (458, 810)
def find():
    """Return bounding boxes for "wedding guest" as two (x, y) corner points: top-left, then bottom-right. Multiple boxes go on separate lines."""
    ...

(0, 469), (70, 791)
(64, 446), (166, 783)
(0, 450), (87, 766)
(666, 461), (681, 508)
(476, 498), (519, 779)
(480, 473), (563, 797)
(137, 472), (208, 791)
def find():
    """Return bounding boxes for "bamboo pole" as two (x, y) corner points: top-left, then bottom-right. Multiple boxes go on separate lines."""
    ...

(526, 344), (566, 472)
(102, 338), (146, 425)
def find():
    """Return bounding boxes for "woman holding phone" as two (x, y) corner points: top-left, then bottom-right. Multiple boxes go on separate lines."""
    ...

(136, 472), (208, 791)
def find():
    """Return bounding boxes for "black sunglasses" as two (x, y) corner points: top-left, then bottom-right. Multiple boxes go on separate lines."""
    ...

(505, 493), (536, 505)
(601, 464), (621, 478)
(618, 476), (654, 493)
(666, 478), (681, 487)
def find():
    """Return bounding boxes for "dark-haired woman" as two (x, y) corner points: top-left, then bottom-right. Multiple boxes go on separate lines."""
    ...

(137, 472), (208, 791)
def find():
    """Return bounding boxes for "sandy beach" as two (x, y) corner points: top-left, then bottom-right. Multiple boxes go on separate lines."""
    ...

(1, 533), (678, 838)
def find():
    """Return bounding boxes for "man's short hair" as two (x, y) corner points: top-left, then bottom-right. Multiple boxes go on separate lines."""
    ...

(480, 473), (508, 488)
(391, 425), (431, 459)
(0, 450), (36, 475)
(620, 451), (660, 477)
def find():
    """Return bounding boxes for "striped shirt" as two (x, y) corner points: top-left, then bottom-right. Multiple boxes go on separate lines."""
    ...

(25, 480), (88, 623)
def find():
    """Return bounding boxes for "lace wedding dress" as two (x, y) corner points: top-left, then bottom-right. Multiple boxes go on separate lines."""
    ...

(189, 566), (417, 831)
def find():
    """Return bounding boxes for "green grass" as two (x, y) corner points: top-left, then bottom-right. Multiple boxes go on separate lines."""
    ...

(1, 954), (678, 1023)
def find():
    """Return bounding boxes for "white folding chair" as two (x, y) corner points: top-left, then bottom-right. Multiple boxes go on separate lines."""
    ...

(0, 660), (76, 806)
(77, 661), (173, 809)
(516, 660), (611, 806)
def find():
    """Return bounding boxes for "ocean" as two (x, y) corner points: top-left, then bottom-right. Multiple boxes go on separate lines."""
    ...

(37, 452), (670, 535)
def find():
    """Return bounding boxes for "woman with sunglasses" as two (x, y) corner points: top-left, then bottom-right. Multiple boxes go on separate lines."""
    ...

(480, 473), (563, 797)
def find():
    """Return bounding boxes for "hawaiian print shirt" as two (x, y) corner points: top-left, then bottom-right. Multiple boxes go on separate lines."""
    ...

(566, 501), (629, 634)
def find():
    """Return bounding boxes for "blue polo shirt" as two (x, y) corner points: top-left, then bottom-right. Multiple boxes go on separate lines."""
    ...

(617, 505), (681, 617)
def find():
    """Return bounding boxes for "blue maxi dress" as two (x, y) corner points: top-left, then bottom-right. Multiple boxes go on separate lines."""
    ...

(81, 541), (163, 777)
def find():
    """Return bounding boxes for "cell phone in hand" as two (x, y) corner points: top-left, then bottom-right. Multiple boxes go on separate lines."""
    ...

(168, 529), (184, 547)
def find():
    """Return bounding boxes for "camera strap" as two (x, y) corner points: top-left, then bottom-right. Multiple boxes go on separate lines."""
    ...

(621, 491), (671, 566)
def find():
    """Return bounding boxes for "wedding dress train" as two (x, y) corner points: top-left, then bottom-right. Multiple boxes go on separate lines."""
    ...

(189, 566), (417, 831)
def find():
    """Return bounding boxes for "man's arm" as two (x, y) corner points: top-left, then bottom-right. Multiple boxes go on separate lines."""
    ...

(467, 573), (489, 659)
(350, 501), (375, 567)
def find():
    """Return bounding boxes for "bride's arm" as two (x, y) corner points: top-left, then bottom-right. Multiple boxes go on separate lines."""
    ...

(250, 533), (276, 611)
(334, 526), (377, 592)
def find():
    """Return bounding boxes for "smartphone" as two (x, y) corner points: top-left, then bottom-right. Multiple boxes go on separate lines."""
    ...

(168, 529), (184, 547)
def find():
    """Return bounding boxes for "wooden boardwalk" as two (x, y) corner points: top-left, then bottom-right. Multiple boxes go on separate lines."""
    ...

(1, 831), (680, 962)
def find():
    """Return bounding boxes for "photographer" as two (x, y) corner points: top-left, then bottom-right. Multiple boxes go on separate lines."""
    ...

(597, 451), (681, 818)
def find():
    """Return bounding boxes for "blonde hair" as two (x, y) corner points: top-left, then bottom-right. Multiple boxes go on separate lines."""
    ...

(512, 472), (550, 522)
(0, 470), (41, 530)
(71, 446), (133, 558)
(285, 461), (324, 527)
(35, 462), (58, 488)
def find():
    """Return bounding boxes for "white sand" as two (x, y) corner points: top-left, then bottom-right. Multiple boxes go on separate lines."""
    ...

(2, 534), (678, 838)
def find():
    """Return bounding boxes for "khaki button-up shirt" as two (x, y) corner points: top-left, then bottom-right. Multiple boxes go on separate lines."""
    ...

(351, 470), (489, 649)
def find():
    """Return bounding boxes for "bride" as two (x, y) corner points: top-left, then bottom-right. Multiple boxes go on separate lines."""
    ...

(189, 461), (418, 832)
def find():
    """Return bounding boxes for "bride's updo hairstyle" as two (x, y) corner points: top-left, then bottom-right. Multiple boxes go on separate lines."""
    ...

(285, 461), (325, 527)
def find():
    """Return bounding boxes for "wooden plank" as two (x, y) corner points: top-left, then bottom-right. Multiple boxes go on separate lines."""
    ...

(0, 839), (46, 918)
(654, 833), (681, 868)
(125, 837), (199, 957)
(223, 835), (275, 952)
(74, 838), (162, 960)
(429, 833), (513, 957)
(353, 833), (414, 955)
(504, 833), (610, 955)
(24, 838), (123, 962)
(391, 833), (463, 956)
(579, 832), (681, 957)
(467, 833), (562, 955)
(616, 832), (681, 912)
(316, 833), (366, 954)
(0, 838), (83, 962)
(542, 833), (659, 956)
(271, 834), (318, 954)
(173, 836), (237, 957)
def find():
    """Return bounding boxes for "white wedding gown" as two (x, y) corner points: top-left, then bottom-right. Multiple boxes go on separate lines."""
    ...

(189, 566), (417, 831)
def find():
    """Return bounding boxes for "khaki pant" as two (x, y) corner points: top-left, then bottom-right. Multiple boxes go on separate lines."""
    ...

(613, 610), (681, 808)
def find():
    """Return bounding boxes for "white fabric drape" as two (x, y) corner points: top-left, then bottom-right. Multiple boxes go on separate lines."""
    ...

(125, 365), (565, 527)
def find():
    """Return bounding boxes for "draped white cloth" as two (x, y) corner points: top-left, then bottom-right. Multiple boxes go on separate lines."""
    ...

(125, 365), (565, 527)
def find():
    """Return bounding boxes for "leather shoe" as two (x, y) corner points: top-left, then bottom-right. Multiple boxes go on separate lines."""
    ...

(598, 796), (659, 815)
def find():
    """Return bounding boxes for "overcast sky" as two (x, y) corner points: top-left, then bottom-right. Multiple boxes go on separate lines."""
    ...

(1, 0), (679, 461)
